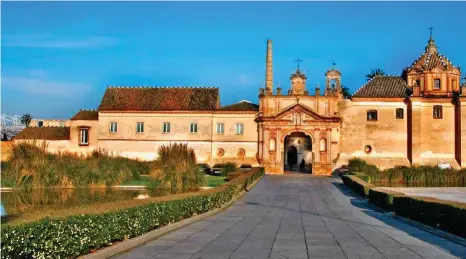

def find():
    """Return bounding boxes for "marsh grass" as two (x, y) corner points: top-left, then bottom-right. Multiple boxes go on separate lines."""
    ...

(151, 143), (204, 190)
(1, 142), (151, 189)
(348, 158), (466, 187)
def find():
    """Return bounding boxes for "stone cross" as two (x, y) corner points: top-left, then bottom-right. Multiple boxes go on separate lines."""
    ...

(295, 58), (303, 70)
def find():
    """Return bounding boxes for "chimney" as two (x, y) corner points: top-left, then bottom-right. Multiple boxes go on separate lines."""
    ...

(265, 39), (273, 95)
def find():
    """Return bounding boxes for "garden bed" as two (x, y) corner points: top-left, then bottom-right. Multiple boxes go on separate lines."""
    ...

(0, 167), (265, 258)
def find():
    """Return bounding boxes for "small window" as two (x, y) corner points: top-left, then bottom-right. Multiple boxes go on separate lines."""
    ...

(236, 123), (244, 135)
(396, 108), (404, 119)
(414, 79), (420, 86)
(433, 79), (441, 90)
(136, 122), (144, 133)
(162, 122), (171, 133)
(216, 123), (224, 134)
(364, 145), (372, 154)
(79, 129), (89, 146)
(367, 110), (378, 121)
(109, 122), (118, 133)
(433, 105), (443, 119)
(38, 121), (43, 127)
(269, 138), (276, 152)
(190, 123), (198, 133)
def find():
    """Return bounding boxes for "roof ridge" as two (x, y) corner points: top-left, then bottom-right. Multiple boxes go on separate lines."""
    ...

(107, 85), (218, 89)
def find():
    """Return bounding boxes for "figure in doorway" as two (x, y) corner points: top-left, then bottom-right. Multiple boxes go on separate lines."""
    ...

(300, 159), (305, 172)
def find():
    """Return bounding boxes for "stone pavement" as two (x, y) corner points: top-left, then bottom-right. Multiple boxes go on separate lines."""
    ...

(113, 175), (466, 259)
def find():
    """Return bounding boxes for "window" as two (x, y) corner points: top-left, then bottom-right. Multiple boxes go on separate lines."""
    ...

(269, 138), (276, 152)
(320, 139), (327, 152)
(414, 79), (420, 86)
(110, 122), (118, 133)
(190, 123), (198, 133)
(433, 105), (443, 119)
(367, 110), (378, 121)
(433, 79), (441, 90)
(216, 123), (224, 134)
(396, 108), (404, 119)
(162, 122), (171, 133)
(79, 129), (89, 146)
(136, 122), (144, 133)
(38, 121), (43, 127)
(364, 145), (372, 154)
(236, 123), (244, 135)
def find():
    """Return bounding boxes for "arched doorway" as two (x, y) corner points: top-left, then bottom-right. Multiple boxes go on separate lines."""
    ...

(286, 146), (297, 167)
(284, 132), (313, 173)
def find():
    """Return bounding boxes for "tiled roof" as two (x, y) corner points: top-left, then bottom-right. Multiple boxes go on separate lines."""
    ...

(70, 110), (98, 120)
(14, 127), (70, 140)
(408, 52), (455, 72)
(352, 76), (408, 98)
(219, 100), (259, 112)
(98, 87), (219, 111)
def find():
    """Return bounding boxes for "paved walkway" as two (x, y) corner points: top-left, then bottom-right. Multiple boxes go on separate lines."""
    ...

(377, 187), (466, 204)
(113, 175), (466, 259)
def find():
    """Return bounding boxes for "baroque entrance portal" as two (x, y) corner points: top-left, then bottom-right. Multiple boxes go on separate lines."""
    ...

(284, 132), (312, 173)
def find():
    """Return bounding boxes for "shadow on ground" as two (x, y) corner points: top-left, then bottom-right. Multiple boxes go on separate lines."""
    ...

(331, 181), (466, 258)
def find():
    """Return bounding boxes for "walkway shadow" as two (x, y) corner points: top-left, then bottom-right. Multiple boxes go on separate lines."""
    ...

(331, 181), (466, 258)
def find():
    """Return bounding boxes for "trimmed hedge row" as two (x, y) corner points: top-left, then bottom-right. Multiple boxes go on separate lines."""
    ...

(0, 168), (265, 258)
(341, 174), (372, 197)
(342, 174), (466, 238)
(394, 196), (466, 238)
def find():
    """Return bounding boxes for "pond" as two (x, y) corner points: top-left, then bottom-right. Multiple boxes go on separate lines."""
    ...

(0, 188), (193, 221)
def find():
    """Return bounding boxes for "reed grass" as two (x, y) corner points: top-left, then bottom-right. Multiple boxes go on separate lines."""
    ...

(347, 158), (466, 186)
(1, 142), (151, 189)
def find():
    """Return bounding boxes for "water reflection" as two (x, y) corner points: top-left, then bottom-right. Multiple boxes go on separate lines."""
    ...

(0, 188), (191, 219)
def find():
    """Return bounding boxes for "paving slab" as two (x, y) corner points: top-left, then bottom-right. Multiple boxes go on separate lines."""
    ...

(113, 175), (466, 259)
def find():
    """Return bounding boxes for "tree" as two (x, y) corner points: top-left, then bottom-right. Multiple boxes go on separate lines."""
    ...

(341, 85), (351, 98)
(366, 68), (386, 81)
(21, 113), (33, 127)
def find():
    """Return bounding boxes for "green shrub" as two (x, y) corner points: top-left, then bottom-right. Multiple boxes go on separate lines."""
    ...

(221, 162), (237, 177)
(368, 189), (402, 211)
(341, 175), (372, 197)
(393, 196), (466, 238)
(0, 168), (265, 258)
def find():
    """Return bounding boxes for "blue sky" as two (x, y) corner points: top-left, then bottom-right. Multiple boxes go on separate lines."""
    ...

(2, 1), (465, 119)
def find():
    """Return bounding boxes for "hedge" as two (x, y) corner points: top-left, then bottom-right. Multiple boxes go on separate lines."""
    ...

(368, 188), (403, 211)
(393, 196), (466, 238)
(342, 174), (466, 239)
(341, 174), (372, 197)
(0, 168), (265, 258)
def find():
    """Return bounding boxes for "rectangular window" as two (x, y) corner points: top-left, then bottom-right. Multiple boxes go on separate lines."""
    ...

(38, 121), (43, 127)
(367, 110), (378, 121)
(79, 129), (89, 146)
(162, 122), (171, 133)
(433, 105), (443, 119)
(136, 122), (144, 133)
(396, 108), (404, 119)
(236, 123), (244, 135)
(433, 79), (441, 90)
(109, 122), (118, 133)
(190, 123), (198, 133)
(216, 123), (224, 134)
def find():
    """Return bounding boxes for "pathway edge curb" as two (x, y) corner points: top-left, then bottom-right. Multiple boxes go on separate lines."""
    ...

(79, 174), (265, 259)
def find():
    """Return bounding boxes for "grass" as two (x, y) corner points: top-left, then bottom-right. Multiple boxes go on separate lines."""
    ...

(204, 175), (227, 187)
(348, 158), (466, 187)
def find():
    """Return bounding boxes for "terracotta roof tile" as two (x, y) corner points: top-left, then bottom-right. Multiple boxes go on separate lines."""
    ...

(14, 127), (70, 140)
(98, 87), (219, 111)
(219, 101), (259, 112)
(408, 52), (454, 72)
(352, 76), (408, 98)
(70, 110), (99, 120)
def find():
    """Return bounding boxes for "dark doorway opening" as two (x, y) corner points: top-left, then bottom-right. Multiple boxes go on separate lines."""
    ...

(284, 132), (312, 173)
(287, 146), (297, 167)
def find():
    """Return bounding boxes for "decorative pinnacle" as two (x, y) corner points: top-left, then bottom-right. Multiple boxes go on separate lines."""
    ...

(429, 25), (434, 40)
(332, 61), (336, 69)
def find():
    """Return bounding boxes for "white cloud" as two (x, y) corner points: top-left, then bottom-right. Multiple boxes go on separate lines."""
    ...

(2, 33), (117, 48)
(2, 76), (91, 96)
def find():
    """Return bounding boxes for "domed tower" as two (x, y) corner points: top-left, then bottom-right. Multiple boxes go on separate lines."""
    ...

(406, 27), (462, 98)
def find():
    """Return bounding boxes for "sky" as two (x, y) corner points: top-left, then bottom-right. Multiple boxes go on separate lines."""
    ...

(2, 1), (465, 119)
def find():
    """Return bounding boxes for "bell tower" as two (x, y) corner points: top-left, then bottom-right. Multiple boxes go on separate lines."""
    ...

(290, 58), (307, 95)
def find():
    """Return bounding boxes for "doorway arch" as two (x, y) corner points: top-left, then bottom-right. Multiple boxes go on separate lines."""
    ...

(283, 132), (313, 173)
